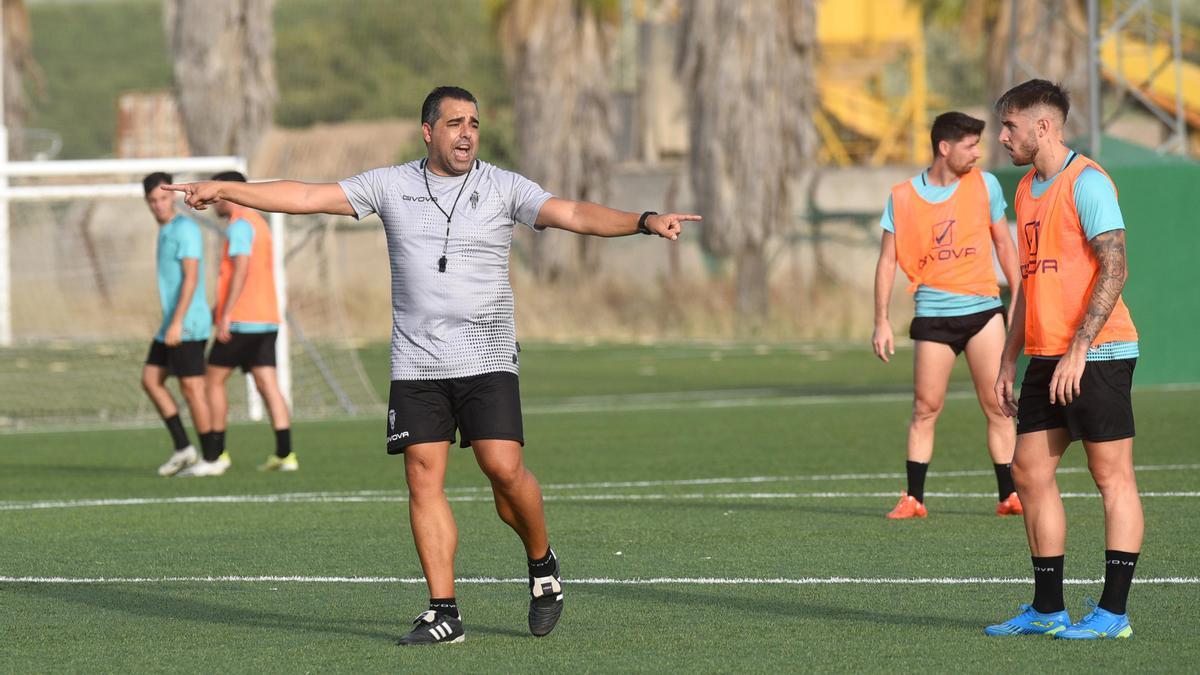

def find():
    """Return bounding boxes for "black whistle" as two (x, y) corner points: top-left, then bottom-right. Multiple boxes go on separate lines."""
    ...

(438, 256), (447, 273)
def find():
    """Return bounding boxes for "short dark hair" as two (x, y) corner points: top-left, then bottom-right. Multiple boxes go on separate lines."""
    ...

(211, 171), (247, 182)
(142, 171), (172, 196)
(421, 86), (478, 127)
(994, 79), (1070, 120)
(930, 112), (985, 158)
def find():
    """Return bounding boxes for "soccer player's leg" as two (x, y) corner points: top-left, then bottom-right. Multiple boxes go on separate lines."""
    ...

(178, 356), (235, 477)
(889, 339), (955, 518)
(962, 313), (1020, 514)
(143, 355), (197, 476)
(1058, 361), (1140, 639)
(397, 440), (461, 645)
(985, 426), (1072, 635)
(251, 363), (297, 471)
(389, 379), (463, 646)
(460, 372), (561, 637)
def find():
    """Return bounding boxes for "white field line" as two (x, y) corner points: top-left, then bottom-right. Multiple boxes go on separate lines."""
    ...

(4, 490), (1200, 512)
(1, 575), (1197, 586)
(1, 462), (1197, 512)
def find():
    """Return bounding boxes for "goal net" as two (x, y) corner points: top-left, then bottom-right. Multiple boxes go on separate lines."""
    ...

(0, 158), (384, 431)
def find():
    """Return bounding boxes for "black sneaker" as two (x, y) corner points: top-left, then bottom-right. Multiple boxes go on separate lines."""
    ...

(528, 556), (563, 637)
(396, 610), (465, 646)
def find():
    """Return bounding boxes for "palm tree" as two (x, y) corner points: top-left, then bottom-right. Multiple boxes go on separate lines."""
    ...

(3, 0), (35, 158)
(163, 0), (276, 159)
(924, 0), (1091, 151)
(492, 0), (620, 280)
(677, 0), (818, 324)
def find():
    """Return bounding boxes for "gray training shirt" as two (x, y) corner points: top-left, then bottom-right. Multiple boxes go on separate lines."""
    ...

(339, 159), (552, 381)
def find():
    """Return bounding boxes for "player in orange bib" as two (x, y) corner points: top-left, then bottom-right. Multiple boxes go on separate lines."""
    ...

(985, 80), (1141, 640)
(177, 171), (296, 477)
(872, 112), (1023, 520)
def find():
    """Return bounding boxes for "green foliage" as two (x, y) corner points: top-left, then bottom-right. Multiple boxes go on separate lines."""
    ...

(28, 0), (172, 159)
(28, 0), (516, 161)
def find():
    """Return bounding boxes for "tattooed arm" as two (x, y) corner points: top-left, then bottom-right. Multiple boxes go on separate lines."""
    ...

(1048, 229), (1128, 404)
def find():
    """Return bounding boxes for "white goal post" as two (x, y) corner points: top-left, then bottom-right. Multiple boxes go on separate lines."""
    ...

(0, 155), (289, 420)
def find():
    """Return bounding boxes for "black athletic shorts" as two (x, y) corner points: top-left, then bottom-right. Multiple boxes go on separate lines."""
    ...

(1016, 357), (1136, 442)
(208, 331), (278, 372)
(909, 306), (1006, 355)
(385, 371), (524, 454)
(145, 339), (207, 378)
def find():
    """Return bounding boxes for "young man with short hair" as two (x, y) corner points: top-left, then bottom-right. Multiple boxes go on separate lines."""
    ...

(985, 79), (1142, 640)
(166, 85), (700, 644)
(177, 171), (295, 477)
(873, 111), (1023, 519)
(140, 172), (217, 476)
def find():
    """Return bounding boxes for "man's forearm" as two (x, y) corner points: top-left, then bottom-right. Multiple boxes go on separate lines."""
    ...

(874, 259), (894, 321)
(1072, 230), (1128, 349)
(563, 201), (640, 237)
(171, 262), (199, 328)
(218, 180), (348, 216)
(1001, 290), (1027, 364)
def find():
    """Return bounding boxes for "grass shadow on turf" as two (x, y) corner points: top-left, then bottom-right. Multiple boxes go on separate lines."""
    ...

(11, 584), (398, 641)
(12, 583), (537, 642)
(580, 584), (981, 631)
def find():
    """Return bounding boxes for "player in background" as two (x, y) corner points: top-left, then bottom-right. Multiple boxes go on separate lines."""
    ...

(140, 172), (217, 477)
(166, 85), (700, 644)
(178, 171), (295, 477)
(985, 79), (1142, 640)
(872, 112), (1023, 519)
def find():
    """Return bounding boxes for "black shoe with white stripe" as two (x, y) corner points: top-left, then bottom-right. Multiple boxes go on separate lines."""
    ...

(396, 610), (464, 646)
(528, 558), (563, 637)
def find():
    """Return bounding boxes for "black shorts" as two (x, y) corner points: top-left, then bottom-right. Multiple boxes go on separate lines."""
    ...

(208, 331), (278, 372)
(1016, 357), (1136, 442)
(385, 371), (524, 454)
(145, 339), (207, 378)
(909, 306), (1005, 355)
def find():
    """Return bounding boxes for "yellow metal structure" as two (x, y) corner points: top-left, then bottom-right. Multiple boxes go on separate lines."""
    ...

(1100, 37), (1200, 129)
(816, 0), (928, 167)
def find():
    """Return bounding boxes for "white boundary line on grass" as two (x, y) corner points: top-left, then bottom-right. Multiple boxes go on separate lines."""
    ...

(4, 462), (1197, 513)
(2, 575), (1198, 585)
(4, 490), (1200, 512)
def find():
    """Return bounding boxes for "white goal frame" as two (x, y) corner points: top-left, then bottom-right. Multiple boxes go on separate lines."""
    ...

(0, 155), (291, 421)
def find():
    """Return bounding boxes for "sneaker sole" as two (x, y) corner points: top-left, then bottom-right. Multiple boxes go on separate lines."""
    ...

(529, 598), (563, 637)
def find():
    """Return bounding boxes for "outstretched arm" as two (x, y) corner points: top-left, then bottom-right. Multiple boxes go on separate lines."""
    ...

(534, 197), (701, 239)
(1048, 229), (1129, 405)
(165, 180), (355, 217)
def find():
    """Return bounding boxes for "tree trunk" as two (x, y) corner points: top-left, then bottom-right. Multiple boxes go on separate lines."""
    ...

(495, 0), (618, 281)
(678, 0), (818, 325)
(164, 0), (276, 160)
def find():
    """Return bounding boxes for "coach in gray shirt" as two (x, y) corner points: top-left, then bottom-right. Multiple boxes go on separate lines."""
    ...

(168, 85), (700, 646)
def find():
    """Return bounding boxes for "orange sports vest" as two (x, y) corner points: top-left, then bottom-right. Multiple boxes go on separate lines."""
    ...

(1014, 154), (1137, 356)
(217, 205), (281, 325)
(890, 168), (1000, 297)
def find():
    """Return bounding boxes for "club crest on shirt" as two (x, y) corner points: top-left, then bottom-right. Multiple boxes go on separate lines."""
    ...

(388, 409), (396, 430)
(470, 191), (480, 209)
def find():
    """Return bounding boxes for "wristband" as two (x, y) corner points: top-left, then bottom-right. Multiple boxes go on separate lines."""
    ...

(638, 210), (658, 235)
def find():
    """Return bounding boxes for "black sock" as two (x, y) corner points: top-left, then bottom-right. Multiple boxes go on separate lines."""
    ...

(1031, 555), (1066, 613)
(163, 414), (191, 451)
(994, 463), (1016, 502)
(528, 547), (557, 578)
(198, 431), (221, 462)
(429, 597), (459, 618)
(274, 428), (292, 459)
(1098, 550), (1139, 615)
(214, 430), (226, 454)
(905, 461), (929, 503)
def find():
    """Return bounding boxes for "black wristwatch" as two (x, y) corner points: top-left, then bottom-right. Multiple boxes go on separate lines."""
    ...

(637, 211), (658, 235)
